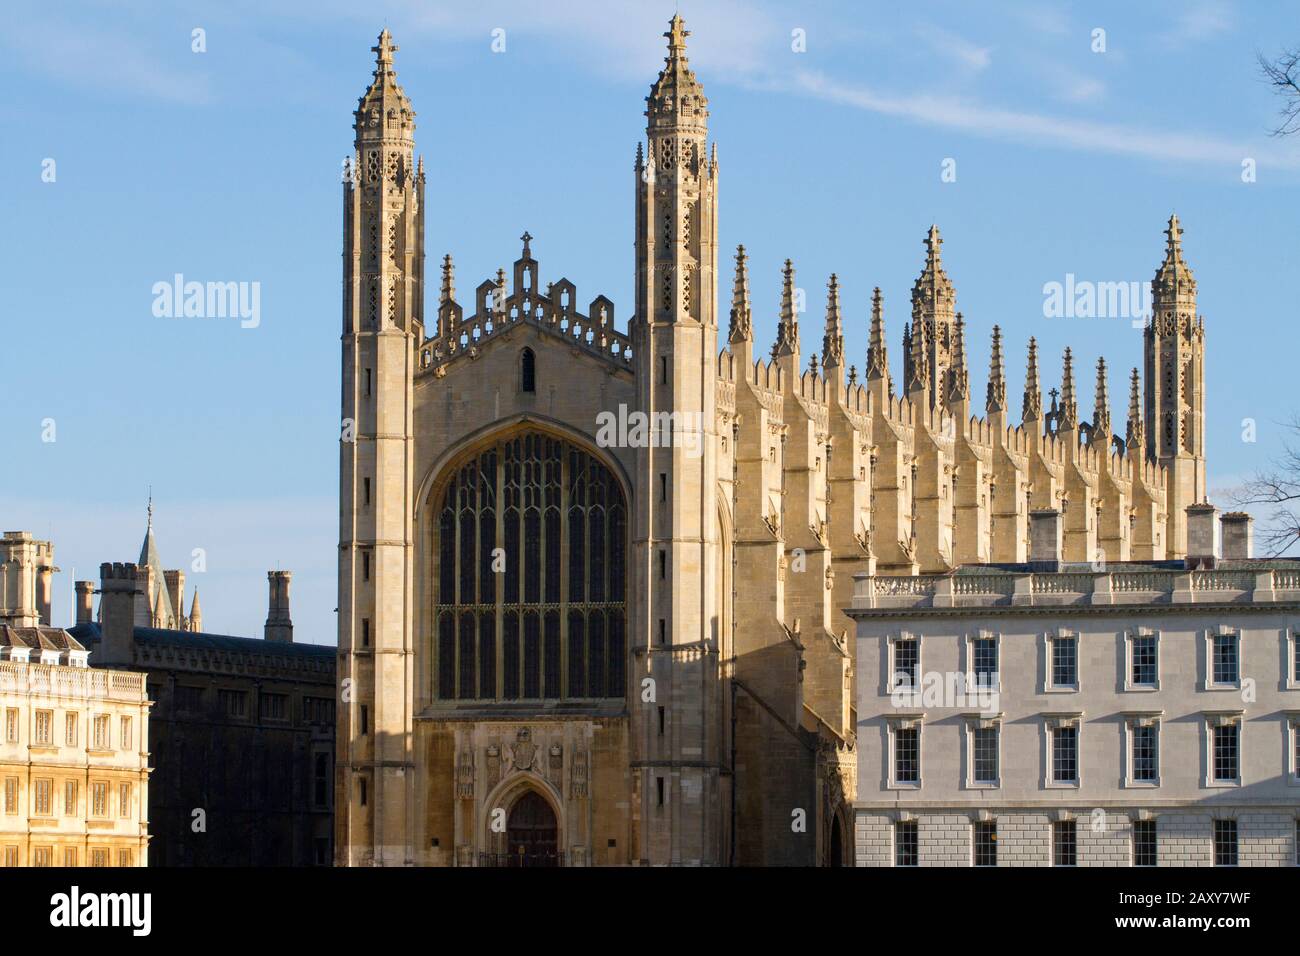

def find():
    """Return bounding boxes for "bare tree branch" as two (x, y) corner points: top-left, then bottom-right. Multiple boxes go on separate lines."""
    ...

(1258, 48), (1300, 136)
(1227, 413), (1300, 555)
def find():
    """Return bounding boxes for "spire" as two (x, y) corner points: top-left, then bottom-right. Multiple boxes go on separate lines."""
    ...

(138, 501), (176, 629)
(986, 325), (1006, 413)
(1092, 356), (1112, 443)
(1151, 213), (1198, 331)
(947, 311), (969, 404)
(1126, 367), (1145, 455)
(646, 16), (708, 135)
(354, 30), (415, 142)
(188, 589), (203, 632)
(439, 254), (455, 306)
(728, 245), (752, 344)
(1059, 347), (1078, 431)
(907, 311), (929, 396)
(773, 259), (799, 358)
(1023, 337), (1042, 421)
(822, 274), (845, 369)
(866, 287), (889, 385)
(901, 322), (913, 390)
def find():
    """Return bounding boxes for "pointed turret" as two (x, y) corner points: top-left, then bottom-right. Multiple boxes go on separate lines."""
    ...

(1126, 367), (1145, 456)
(1152, 213), (1197, 305)
(822, 274), (845, 370)
(947, 312), (969, 406)
(1093, 357), (1112, 444)
(986, 325), (1006, 414)
(1059, 347), (1078, 433)
(646, 14), (708, 136)
(728, 245), (752, 345)
(1023, 337), (1042, 422)
(906, 309), (929, 398)
(354, 29), (416, 143)
(439, 254), (455, 306)
(901, 322), (913, 391)
(137, 498), (176, 629)
(910, 224), (958, 409)
(866, 288), (888, 376)
(187, 589), (202, 633)
(773, 259), (799, 359)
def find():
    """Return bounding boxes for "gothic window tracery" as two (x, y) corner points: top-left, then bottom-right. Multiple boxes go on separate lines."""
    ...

(434, 432), (627, 702)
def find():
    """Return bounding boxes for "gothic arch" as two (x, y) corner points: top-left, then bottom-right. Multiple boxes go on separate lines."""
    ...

(421, 420), (631, 703)
(479, 771), (565, 855)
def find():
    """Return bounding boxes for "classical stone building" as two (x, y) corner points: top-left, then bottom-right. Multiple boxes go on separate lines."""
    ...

(0, 532), (150, 867)
(335, 18), (1208, 867)
(66, 513), (336, 866)
(850, 508), (1300, 866)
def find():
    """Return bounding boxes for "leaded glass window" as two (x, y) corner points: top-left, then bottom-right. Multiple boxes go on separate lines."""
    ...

(434, 432), (627, 701)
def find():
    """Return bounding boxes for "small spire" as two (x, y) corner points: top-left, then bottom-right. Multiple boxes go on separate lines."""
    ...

(520, 231), (533, 259)
(1126, 367), (1145, 454)
(1153, 212), (1197, 306)
(947, 312), (969, 404)
(647, 15), (708, 132)
(1023, 337), (1042, 421)
(901, 322), (913, 390)
(440, 254), (455, 305)
(822, 274), (845, 368)
(866, 287), (889, 384)
(907, 317), (929, 396)
(728, 245), (752, 345)
(986, 325), (1006, 413)
(809, 353), (820, 376)
(146, 490), (153, 531)
(1059, 347), (1078, 430)
(773, 259), (799, 358)
(666, 13), (690, 54)
(1093, 356), (1111, 441)
(373, 29), (397, 70)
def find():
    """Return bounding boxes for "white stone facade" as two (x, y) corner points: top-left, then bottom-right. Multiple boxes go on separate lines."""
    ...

(849, 553), (1300, 867)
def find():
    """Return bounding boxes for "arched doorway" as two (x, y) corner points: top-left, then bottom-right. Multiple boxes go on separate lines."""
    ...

(829, 815), (844, 867)
(507, 791), (559, 867)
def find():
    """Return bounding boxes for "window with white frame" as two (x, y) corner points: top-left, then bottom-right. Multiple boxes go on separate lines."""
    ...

(1208, 632), (1240, 688)
(1127, 716), (1160, 785)
(1049, 631), (1078, 690)
(891, 635), (919, 692)
(1045, 715), (1082, 787)
(1053, 820), (1077, 866)
(965, 715), (1001, 788)
(1205, 713), (1243, 786)
(33, 778), (51, 817)
(1127, 630), (1159, 689)
(894, 820), (918, 867)
(1213, 819), (1238, 866)
(1289, 630), (1300, 690)
(971, 635), (999, 691)
(91, 714), (110, 751)
(1133, 819), (1158, 866)
(973, 821), (997, 867)
(888, 718), (922, 787)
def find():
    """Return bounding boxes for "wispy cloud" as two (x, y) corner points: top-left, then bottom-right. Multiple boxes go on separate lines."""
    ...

(917, 25), (992, 71)
(1161, 0), (1234, 48)
(770, 68), (1300, 169)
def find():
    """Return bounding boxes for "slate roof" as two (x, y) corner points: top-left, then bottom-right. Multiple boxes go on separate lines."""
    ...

(68, 622), (335, 661)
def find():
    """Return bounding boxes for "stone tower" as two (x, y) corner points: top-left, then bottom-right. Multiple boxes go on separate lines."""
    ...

(337, 29), (424, 866)
(1145, 213), (1205, 555)
(631, 15), (725, 865)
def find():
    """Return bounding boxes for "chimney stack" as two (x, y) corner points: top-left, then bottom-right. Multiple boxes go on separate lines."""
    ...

(98, 562), (142, 665)
(164, 570), (185, 629)
(1220, 512), (1253, 560)
(265, 570), (293, 643)
(1029, 508), (1063, 570)
(1185, 502), (1219, 568)
(75, 581), (95, 625)
(0, 532), (56, 627)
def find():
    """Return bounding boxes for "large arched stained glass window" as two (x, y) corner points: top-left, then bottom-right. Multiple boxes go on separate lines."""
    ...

(434, 431), (626, 701)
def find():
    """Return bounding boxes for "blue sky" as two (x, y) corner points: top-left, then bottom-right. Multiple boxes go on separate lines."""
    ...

(3, 0), (1298, 644)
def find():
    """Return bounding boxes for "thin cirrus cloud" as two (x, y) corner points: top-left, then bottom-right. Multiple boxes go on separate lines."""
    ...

(772, 69), (1300, 170)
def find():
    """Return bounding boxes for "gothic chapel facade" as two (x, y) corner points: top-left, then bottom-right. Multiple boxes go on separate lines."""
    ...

(336, 19), (1207, 866)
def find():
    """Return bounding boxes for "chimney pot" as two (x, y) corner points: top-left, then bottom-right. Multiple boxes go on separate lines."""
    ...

(1186, 502), (1219, 567)
(1220, 512), (1253, 561)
